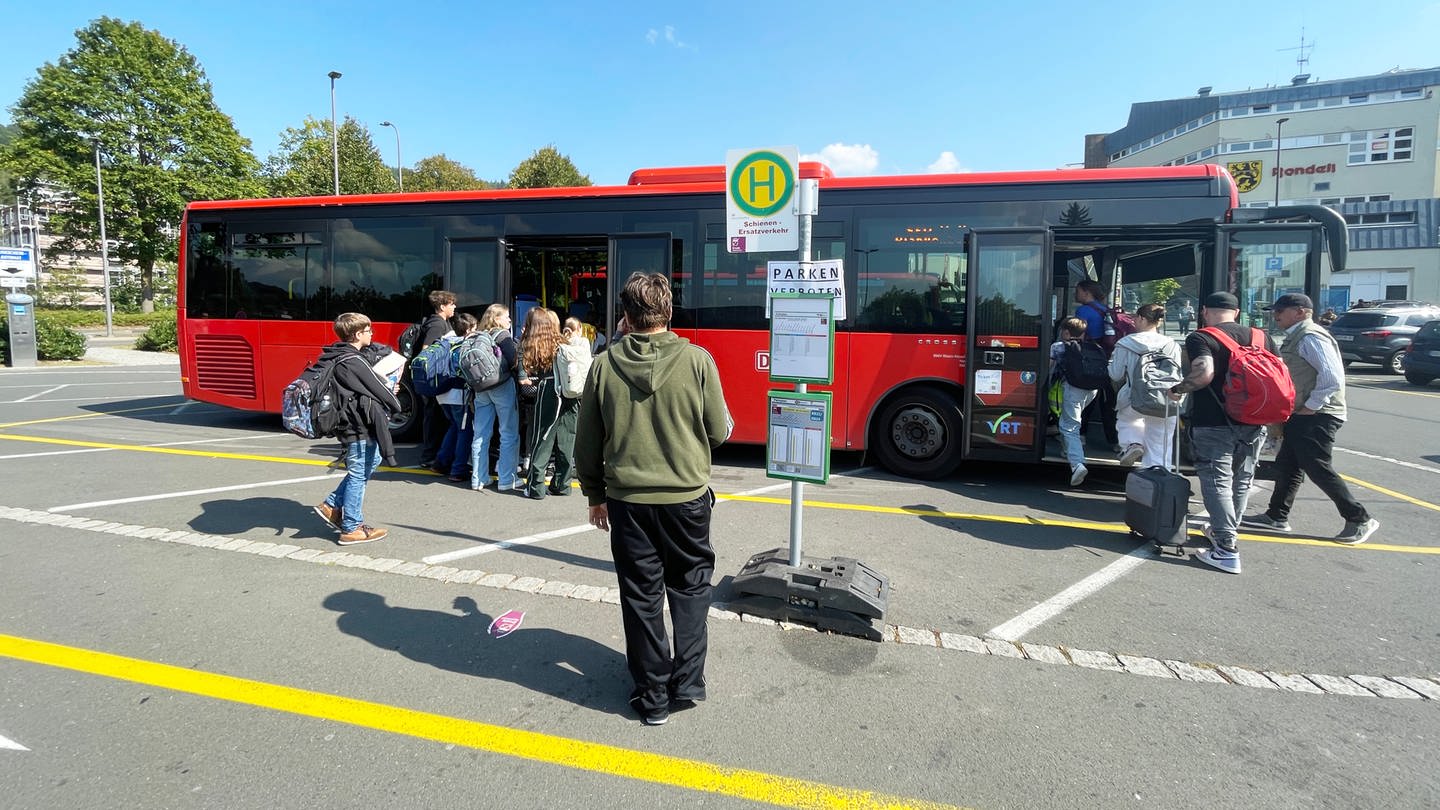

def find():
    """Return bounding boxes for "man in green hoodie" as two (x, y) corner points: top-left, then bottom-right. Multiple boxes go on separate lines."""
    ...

(575, 272), (732, 726)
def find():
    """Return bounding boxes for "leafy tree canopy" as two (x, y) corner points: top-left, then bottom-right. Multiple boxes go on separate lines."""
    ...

(406, 153), (498, 192)
(262, 115), (393, 197)
(1, 17), (263, 311)
(508, 145), (591, 189)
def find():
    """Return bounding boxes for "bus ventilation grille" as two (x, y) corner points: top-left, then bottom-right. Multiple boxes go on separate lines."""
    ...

(194, 334), (257, 399)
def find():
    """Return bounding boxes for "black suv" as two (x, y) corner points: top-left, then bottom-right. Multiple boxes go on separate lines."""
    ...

(1403, 320), (1440, 386)
(1328, 304), (1440, 374)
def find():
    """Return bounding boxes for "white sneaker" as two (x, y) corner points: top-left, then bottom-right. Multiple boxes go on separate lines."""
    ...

(1118, 444), (1144, 466)
(1069, 465), (1088, 486)
(1196, 548), (1242, 574)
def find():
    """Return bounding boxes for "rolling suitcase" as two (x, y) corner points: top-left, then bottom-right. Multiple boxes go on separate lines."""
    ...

(1124, 401), (1190, 555)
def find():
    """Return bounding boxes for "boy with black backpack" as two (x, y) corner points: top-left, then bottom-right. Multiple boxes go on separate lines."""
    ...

(412, 291), (457, 469)
(1051, 316), (1108, 486)
(312, 312), (403, 545)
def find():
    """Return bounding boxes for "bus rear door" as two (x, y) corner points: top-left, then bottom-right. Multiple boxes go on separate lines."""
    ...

(1221, 206), (1346, 337)
(962, 229), (1052, 463)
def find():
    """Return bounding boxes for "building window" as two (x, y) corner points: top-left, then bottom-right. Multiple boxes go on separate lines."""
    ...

(1348, 94), (1369, 103)
(1300, 99), (1319, 109)
(1400, 88), (1423, 99)
(1252, 104), (1271, 113)
(1314, 182), (1331, 191)
(1343, 212), (1417, 226)
(1348, 127), (1414, 164)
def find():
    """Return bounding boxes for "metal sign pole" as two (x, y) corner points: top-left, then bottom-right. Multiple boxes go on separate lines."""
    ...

(788, 178), (819, 567)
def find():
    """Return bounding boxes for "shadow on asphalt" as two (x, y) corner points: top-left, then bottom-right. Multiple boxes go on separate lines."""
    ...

(324, 590), (630, 715)
(192, 496), (336, 540)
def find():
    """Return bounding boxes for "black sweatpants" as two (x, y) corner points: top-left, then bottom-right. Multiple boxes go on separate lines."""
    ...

(1266, 412), (1370, 524)
(608, 492), (715, 713)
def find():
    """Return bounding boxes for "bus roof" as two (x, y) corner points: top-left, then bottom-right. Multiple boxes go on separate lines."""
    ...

(185, 163), (1235, 212)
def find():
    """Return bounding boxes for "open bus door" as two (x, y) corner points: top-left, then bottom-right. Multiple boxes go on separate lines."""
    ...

(1221, 206), (1347, 338)
(961, 229), (1053, 463)
(446, 237), (508, 318)
(605, 234), (673, 340)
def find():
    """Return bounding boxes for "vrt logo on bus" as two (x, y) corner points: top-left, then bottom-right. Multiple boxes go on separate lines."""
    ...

(985, 411), (1023, 435)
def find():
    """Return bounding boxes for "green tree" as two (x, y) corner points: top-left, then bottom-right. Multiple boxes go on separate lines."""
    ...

(2, 17), (263, 312)
(406, 153), (493, 192)
(263, 115), (393, 197)
(508, 145), (591, 189)
(0, 123), (17, 206)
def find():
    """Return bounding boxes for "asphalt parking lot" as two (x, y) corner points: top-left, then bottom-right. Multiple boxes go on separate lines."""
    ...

(2, 356), (1438, 807)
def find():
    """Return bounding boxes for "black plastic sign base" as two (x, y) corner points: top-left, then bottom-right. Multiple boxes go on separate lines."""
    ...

(730, 549), (889, 641)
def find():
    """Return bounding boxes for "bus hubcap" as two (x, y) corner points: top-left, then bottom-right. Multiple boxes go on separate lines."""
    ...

(891, 407), (943, 459)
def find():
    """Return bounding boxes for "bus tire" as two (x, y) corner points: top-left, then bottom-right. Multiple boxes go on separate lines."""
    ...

(388, 379), (421, 442)
(870, 386), (963, 480)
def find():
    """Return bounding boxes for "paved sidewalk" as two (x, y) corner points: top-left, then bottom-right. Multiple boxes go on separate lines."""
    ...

(80, 328), (177, 367)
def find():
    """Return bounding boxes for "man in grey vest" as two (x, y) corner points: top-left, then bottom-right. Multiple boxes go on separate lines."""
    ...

(1242, 293), (1379, 544)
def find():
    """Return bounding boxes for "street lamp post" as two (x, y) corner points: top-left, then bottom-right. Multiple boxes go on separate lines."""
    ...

(1273, 117), (1290, 206)
(380, 121), (402, 192)
(328, 71), (342, 195)
(93, 140), (112, 337)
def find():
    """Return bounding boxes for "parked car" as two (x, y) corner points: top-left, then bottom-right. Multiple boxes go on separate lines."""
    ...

(1402, 319), (1440, 386)
(1327, 305), (1440, 374)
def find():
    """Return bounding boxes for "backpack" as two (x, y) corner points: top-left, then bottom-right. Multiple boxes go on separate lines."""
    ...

(457, 329), (507, 392)
(281, 355), (354, 439)
(1126, 343), (1185, 417)
(1060, 339), (1110, 391)
(396, 321), (425, 359)
(554, 340), (593, 399)
(1087, 301), (1136, 354)
(1199, 326), (1296, 425)
(409, 336), (459, 397)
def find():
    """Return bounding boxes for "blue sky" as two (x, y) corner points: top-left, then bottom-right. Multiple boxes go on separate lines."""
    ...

(3, 1), (1438, 186)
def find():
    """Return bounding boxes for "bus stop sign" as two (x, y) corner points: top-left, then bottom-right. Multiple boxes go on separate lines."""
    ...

(0, 247), (36, 288)
(726, 146), (799, 254)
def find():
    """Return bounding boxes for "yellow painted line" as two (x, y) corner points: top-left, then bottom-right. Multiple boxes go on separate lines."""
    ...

(0, 401), (190, 430)
(1341, 474), (1440, 513)
(718, 494), (1440, 555)
(0, 432), (436, 477)
(0, 633), (962, 810)
(1, 429), (1431, 550)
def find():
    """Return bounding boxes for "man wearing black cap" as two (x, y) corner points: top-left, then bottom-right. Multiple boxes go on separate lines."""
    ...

(1241, 293), (1378, 544)
(1169, 291), (1276, 574)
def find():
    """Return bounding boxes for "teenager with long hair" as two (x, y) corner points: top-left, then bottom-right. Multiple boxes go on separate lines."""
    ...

(517, 307), (579, 499)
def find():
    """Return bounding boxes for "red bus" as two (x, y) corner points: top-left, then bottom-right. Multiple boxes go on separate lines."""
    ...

(178, 163), (1345, 478)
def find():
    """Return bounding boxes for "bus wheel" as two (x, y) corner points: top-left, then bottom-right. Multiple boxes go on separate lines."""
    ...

(388, 380), (420, 441)
(871, 387), (963, 479)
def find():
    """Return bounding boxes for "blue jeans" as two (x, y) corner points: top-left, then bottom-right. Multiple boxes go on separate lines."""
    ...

(436, 402), (474, 477)
(470, 382), (520, 489)
(325, 438), (381, 532)
(1189, 424), (1265, 553)
(1058, 383), (1098, 469)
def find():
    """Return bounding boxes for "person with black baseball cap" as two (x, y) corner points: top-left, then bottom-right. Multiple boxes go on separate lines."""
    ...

(1241, 293), (1378, 544)
(1168, 291), (1277, 573)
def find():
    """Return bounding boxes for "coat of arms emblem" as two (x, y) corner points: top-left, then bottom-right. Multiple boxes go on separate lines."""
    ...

(1226, 160), (1263, 193)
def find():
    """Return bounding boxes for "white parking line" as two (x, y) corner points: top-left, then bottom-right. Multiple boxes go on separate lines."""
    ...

(1334, 447), (1440, 475)
(169, 401), (196, 416)
(13, 385), (67, 403)
(985, 544), (1154, 641)
(48, 472), (341, 512)
(422, 480), (794, 565)
(0, 733), (28, 752)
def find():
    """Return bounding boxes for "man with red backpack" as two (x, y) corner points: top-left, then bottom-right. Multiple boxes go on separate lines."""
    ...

(1169, 292), (1287, 574)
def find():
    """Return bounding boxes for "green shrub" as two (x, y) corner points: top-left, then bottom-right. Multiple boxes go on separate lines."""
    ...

(0, 315), (7, 363)
(135, 316), (178, 352)
(33, 308), (176, 328)
(35, 319), (88, 360)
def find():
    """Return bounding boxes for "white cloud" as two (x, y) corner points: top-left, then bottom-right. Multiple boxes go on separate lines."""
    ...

(646, 25), (692, 50)
(926, 151), (967, 173)
(800, 143), (880, 176)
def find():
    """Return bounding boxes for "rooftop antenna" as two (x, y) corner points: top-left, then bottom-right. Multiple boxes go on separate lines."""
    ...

(1278, 28), (1314, 75)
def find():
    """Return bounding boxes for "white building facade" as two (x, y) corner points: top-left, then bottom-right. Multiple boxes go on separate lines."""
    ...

(1088, 67), (1440, 309)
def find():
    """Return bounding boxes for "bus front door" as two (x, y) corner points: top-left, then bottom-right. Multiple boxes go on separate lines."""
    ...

(605, 234), (673, 340)
(1216, 223), (1327, 339)
(962, 229), (1052, 463)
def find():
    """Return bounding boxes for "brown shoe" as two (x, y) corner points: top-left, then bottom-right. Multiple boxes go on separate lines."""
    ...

(337, 524), (387, 545)
(313, 502), (342, 531)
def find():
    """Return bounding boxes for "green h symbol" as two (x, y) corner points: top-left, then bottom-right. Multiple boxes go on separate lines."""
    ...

(746, 163), (777, 204)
